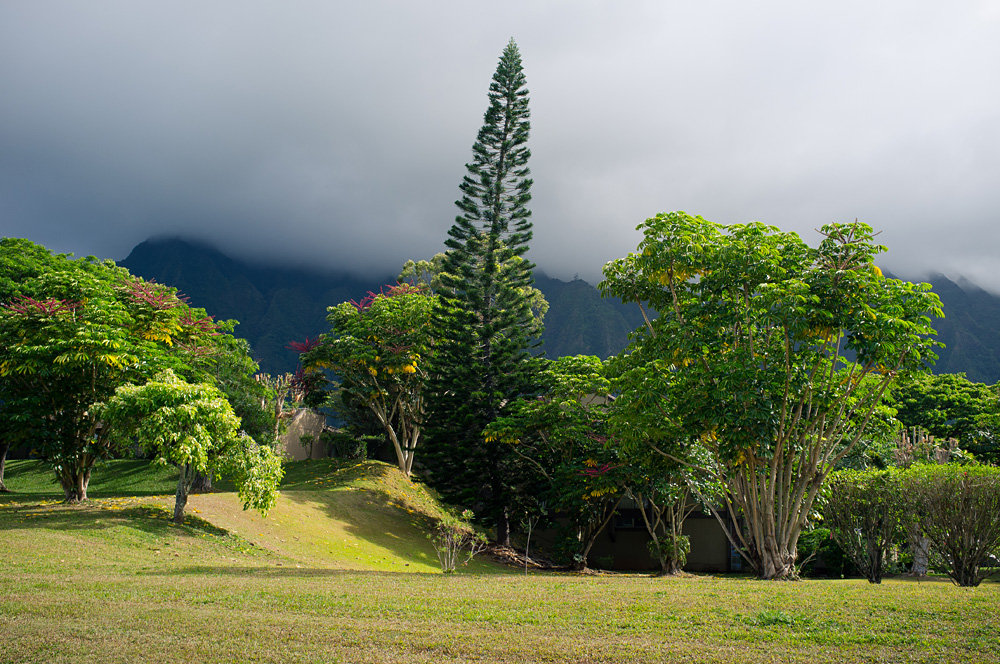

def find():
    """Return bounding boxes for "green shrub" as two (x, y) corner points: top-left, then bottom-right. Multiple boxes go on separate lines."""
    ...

(823, 468), (907, 583)
(648, 533), (690, 575)
(797, 527), (857, 578)
(549, 523), (583, 567)
(902, 463), (1000, 587)
(321, 430), (368, 461)
(428, 509), (488, 573)
(592, 555), (615, 571)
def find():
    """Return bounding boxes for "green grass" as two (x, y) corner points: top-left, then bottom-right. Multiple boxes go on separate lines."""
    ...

(2, 458), (180, 498)
(2, 459), (999, 663)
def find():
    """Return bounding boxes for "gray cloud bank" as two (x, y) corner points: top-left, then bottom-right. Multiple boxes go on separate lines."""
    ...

(2, 1), (999, 291)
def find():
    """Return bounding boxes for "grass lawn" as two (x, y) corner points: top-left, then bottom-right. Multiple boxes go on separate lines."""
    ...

(1, 459), (998, 663)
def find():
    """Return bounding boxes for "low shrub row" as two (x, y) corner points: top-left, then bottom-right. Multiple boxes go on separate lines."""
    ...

(821, 463), (1000, 586)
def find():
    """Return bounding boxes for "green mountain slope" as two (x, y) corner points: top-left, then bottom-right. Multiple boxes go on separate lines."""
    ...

(922, 274), (1000, 383)
(119, 238), (646, 372)
(118, 239), (1000, 383)
(533, 274), (646, 359)
(119, 239), (396, 374)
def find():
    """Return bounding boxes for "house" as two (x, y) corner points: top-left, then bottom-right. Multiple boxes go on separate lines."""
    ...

(588, 496), (743, 572)
(277, 408), (328, 461)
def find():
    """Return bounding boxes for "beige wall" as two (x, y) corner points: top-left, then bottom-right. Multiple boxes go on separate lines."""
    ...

(278, 409), (327, 461)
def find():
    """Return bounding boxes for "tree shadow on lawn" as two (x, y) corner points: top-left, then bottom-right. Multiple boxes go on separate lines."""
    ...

(143, 565), (439, 578)
(0, 459), (178, 502)
(0, 501), (228, 539)
(276, 461), (508, 574)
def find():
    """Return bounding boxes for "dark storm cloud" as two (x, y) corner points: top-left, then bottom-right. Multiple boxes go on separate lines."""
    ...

(2, 1), (999, 290)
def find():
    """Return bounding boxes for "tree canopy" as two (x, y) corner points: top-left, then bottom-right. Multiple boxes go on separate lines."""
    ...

(601, 212), (943, 579)
(888, 372), (999, 463)
(0, 239), (265, 502)
(302, 284), (435, 476)
(0, 241), (228, 500)
(485, 355), (624, 569)
(98, 369), (283, 522)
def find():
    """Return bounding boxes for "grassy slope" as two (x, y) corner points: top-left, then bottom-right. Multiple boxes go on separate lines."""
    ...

(0, 458), (496, 574)
(2, 460), (999, 663)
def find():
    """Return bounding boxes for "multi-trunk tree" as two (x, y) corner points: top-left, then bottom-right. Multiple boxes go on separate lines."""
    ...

(424, 39), (542, 545)
(301, 284), (435, 476)
(824, 468), (907, 584)
(902, 463), (1000, 587)
(601, 212), (942, 579)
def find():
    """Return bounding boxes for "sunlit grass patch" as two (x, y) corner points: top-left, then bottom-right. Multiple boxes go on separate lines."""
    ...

(3, 458), (998, 662)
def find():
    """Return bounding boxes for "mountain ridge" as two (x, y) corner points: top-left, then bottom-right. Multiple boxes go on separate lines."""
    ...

(118, 238), (647, 374)
(119, 238), (1000, 383)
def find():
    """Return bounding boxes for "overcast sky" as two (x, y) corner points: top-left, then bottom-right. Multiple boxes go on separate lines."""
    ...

(2, 1), (999, 291)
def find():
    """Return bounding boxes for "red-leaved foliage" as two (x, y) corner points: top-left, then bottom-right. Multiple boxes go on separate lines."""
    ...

(349, 283), (426, 312)
(3, 296), (81, 316)
(119, 277), (188, 310)
(286, 337), (320, 353)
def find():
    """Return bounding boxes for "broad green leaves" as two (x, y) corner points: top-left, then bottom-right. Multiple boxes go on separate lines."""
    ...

(303, 285), (435, 476)
(0, 240), (229, 501)
(98, 369), (283, 521)
(600, 212), (943, 578)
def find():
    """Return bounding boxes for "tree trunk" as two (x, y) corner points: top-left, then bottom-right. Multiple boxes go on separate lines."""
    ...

(76, 468), (90, 502)
(191, 470), (213, 493)
(755, 535), (798, 580)
(174, 463), (194, 523)
(496, 509), (510, 547)
(0, 440), (10, 492)
(58, 465), (91, 502)
(653, 548), (684, 575)
(569, 527), (592, 572)
(575, 495), (626, 572)
(907, 526), (931, 576)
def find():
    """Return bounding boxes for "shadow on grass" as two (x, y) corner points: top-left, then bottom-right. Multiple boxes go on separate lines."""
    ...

(144, 565), (440, 578)
(0, 459), (178, 503)
(0, 502), (230, 539)
(278, 460), (507, 574)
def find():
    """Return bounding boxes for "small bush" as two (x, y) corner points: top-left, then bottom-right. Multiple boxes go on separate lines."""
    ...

(549, 524), (585, 567)
(592, 555), (615, 571)
(903, 463), (1000, 586)
(299, 434), (316, 459)
(428, 509), (487, 573)
(648, 533), (690, 575)
(823, 468), (907, 583)
(321, 430), (367, 461)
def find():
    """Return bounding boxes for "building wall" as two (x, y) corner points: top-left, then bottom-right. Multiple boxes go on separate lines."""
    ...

(278, 409), (327, 461)
(587, 508), (734, 572)
(527, 505), (738, 573)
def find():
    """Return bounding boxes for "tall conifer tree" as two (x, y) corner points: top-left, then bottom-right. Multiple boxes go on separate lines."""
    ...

(425, 39), (541, 545)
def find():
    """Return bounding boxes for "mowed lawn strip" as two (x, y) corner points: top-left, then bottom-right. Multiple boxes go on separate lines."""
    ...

(1, 459), (998, 663)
